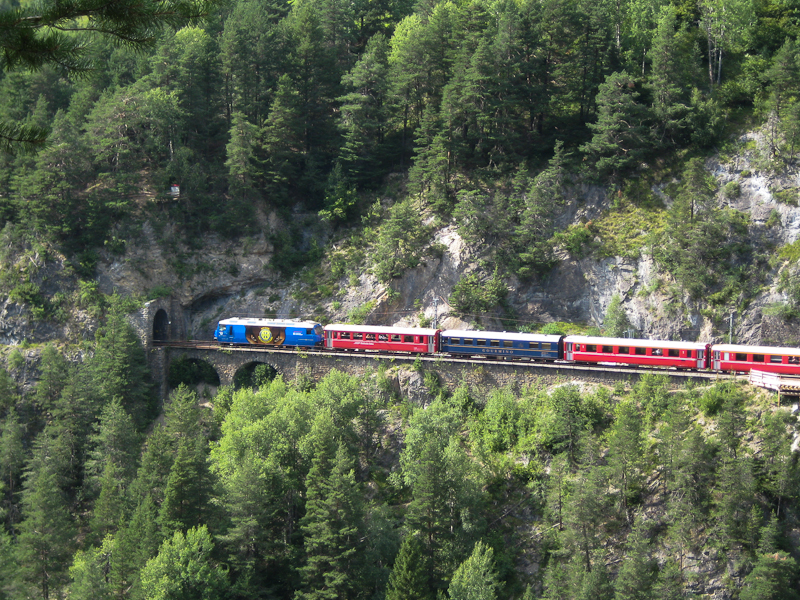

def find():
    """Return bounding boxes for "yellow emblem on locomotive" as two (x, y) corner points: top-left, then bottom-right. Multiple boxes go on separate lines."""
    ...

(258, 327), (273, 343)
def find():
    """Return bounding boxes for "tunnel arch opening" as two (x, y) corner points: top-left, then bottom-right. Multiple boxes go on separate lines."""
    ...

(153, 309), (170, 342)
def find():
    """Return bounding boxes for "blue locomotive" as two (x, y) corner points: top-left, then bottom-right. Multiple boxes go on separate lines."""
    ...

(214, 318), (324, 347)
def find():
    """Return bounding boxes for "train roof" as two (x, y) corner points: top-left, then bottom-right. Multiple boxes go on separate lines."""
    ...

(564, 336), (709, 350)
(218, 317), (321, 328)
(713, 343), (800, 356)
(441, 330), (563, 342)
(325, 324), (439, 335)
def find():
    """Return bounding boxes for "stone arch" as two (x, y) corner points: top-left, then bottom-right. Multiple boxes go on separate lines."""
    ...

(233, 361), (279, 390)
(168, 355), (221, 390)
(153, 308), (170, 342)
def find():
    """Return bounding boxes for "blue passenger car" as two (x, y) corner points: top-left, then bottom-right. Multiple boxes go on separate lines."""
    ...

(440, 330), (564, 360)
(214, 318), (324, 347)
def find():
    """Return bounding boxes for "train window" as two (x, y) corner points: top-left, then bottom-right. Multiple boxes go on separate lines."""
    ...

(490, 340), (500, 347)
(477, 339), (486, 346)
(366, 333), (375, 341)
(635, 347), (646, 355)
(771, 355), (784, 363)
(341, 332), (351, 340)
(528, 342), (537, 349)
(391, 334), (401, 342)
(753, 354), (765, 362)
(354, 333), (363, 340)
(542, 342), (551, 350)
(619, 346), (629, 354)
(503, 340), (513, 348)
(404, 335), (413, 343)
(464, 338), (473, 345)
(668, 349), (679, 358)
(602, 345), (613, 353)
(735, 353), (747, 361)
(698, 350), (704, 359)
(586, 344), (597, 352)
(789, 356), (799, 364)
(379, 334), (388, 341)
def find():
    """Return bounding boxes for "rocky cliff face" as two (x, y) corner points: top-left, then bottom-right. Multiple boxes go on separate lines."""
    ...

(91, 130), (800, 345)
(2, 127), (800, 348)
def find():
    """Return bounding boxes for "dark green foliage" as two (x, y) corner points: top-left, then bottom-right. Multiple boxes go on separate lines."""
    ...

(372, 200), (431, 282)
(386, 534), (432, 600)
(739, 551), (800, 600)
(16, 441), (76, 600)
(297, 438), (366, 600)
(613, 516), (657, 600)
(603, 294), (632, 337)
(449, 267), (508, 317)
(580, 71), (655, 180)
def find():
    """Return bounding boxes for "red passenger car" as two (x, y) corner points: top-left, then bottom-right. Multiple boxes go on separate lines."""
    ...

(564, 336), (710, 369)
(325, 324), (439, 353)
(711, 344), (800, 375)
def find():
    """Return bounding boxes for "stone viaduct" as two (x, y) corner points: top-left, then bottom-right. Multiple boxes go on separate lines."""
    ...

(129, 298), (721, 403)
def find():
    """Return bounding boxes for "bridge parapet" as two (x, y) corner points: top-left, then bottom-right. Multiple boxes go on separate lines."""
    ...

(158, 345), (716, 402)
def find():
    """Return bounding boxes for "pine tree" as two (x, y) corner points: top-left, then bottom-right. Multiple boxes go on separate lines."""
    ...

(338, 33), (391, 186)
(15, 448), (75, 600)
(297, 440), (365, 600)
(130, 424), (175, 507)
(88, 296), (154, 427)
(112, 495), (162, 600)
(86, 397), (140, 495)
(385, 534), (432, 600)
(0, 408), (25, 525)
(33, 344), (68, 415)
(580, 71), (654, 180)
(613, 515), (656, 600)
(158, 437), (213, 537)
(448, 541), (500, 600)
(606, 398), (645, 521)
(739, 551), (800, 600)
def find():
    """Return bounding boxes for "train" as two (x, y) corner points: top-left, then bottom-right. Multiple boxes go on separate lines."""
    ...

(213, 317), (800, 376)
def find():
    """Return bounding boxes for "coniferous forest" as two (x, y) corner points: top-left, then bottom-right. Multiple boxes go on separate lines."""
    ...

(2, 0), (800, 599)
